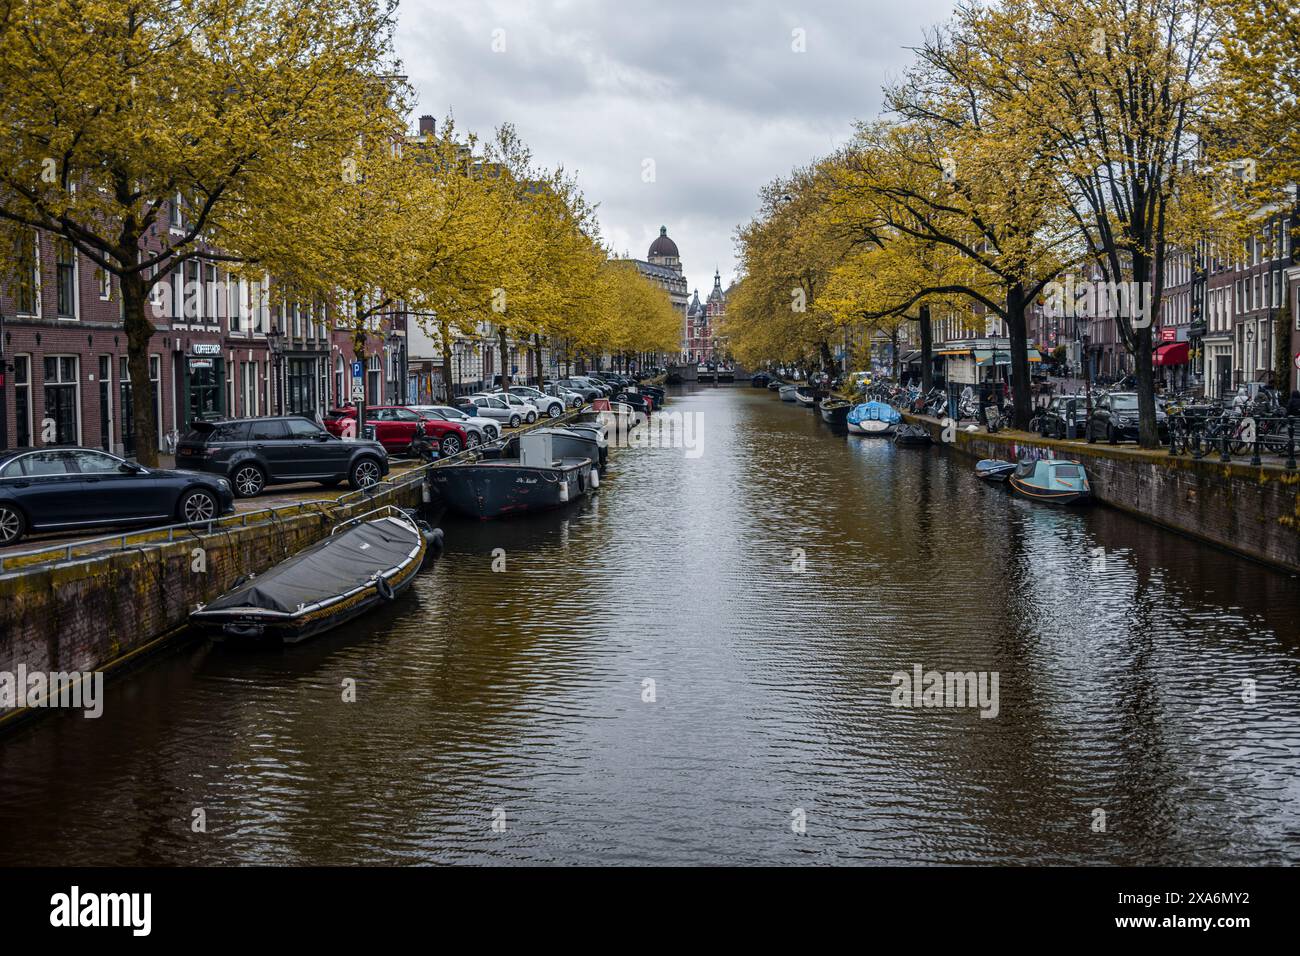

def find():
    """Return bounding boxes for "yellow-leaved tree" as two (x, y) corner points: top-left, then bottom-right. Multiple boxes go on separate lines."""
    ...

(0, 0), (401, 464)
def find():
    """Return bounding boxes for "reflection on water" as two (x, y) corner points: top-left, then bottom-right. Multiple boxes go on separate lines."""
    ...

(1, 385), (1298, 865)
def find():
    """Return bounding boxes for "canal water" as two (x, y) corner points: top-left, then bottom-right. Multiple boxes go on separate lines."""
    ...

(2, 384), (1299, 865)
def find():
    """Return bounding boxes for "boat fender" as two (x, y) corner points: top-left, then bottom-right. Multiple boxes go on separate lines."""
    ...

(589, 467), (599, 488)
(559, 479), (570, 503)
(375, 575), (396, 602)
(223, 623), (264, 639)
(576, 469), (585, 494)
(423, 527), (445, 554)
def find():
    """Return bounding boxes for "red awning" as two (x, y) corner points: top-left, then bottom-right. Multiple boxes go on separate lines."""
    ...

(1153, 342), (1190, 366)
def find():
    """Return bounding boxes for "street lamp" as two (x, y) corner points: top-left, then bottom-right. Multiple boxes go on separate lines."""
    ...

(1245, 325), (1256, 384)
(266, 323), (285, 415)
(385, 327), (401, 404)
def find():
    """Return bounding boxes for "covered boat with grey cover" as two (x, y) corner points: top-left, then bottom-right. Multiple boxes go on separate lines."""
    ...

(190, 508), (437, 644)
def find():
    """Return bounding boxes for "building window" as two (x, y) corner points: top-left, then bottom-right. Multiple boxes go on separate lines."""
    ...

(42, 355), (80, 444)
(96, 266), (112, 300)
(184, 259), (201, 321)
(229, 273), (243, 333)
(367, 354), (382, 405)
(151, 354), (163, 445)
(13, 231), (40, 316)
(241, 360), (259, 417)
(13, 356), (32, 447)
(248, 279), (264, 334)
(55, 239), (78, 318)
(172, 264), (184, 320)
(205, 264), (219, 320)
(286, 358), (319, 416)
(149, 265), (164, 313)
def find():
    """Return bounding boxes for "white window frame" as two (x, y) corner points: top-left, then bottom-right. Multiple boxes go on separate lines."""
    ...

(12, 354), (33, 445)
(42, 353), (83, 445)
(150, 353), (164, 445)
(14, 230), (41, 318)
(54, 239), (80, 321)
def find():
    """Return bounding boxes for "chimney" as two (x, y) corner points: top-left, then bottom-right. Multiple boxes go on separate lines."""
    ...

(418, 115), (435, 138)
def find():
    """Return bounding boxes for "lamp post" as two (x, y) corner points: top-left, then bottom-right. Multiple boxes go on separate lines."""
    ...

(1081, 330), (1093, 426)
(460, 342), (467, 401)
(386, 327), (401, 405)
(1245, 324), (1256, 385)
(266, 324), (285, 415)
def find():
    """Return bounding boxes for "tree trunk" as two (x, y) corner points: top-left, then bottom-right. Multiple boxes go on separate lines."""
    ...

(818, 340), (834, 375)
(532, 333), (543, 386)
(121, 272), (159, 467)
(918, 303), (933, 392)
(497, 326), (511, 392)
(1005, 284), (1033, 429)
(440, 317), (454, 404)
(1131, 254), (1159, 448)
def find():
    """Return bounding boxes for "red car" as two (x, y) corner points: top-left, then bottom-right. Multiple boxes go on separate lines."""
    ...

(324, 406), (468, 457)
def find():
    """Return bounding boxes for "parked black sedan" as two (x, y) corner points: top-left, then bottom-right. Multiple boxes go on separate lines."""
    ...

(1038, 395), (1091, 439)
(1086, 392), (1169, 443)
(0, 447), (235, 546)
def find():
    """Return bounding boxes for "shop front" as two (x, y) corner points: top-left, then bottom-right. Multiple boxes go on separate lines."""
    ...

(183, 344), (225, 429)
(1153, 328), (1191, 391)
(937, 339), (1043, 387)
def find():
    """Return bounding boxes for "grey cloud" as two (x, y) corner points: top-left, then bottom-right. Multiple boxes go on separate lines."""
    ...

(397, 0), (953, 289)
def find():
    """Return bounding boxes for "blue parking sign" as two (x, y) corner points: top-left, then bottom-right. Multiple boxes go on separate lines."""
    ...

(351, 360), (364, 378)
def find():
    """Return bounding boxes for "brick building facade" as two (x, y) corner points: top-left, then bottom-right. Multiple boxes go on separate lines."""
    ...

(2, 213), (408, 456)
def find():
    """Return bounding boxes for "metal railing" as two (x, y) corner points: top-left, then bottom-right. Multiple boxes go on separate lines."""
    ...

(0, 498), (337, 575)
(0, 404), (600, 575)
(1166, 412), (1298, 469)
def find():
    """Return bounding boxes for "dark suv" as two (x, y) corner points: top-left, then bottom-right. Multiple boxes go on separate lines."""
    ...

(175, 416), (389, 498)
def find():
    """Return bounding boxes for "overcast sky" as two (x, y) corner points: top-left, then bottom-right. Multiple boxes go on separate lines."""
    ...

(395, 0), (955, 296)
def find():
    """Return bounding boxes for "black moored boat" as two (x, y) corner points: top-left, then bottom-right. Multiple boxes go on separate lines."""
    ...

(819, 398), (851, 426)
(431, 431), (599, 520)
(482, 425), (607, 472)
(893, 423), (933, 446)
(191, 508), (438, 644)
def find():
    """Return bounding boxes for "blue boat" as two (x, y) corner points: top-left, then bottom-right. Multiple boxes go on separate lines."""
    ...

(975, 459), (1017, 482)
(1008, 459), (1091, 505)
(847, 401), (901, 436)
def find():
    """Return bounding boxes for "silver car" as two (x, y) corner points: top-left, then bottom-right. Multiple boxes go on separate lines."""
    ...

(544, 382), (585, 409)
(459, 393), (526, 428)
(500, 386), (565, 419)
(408, 405), (500, 446)
(483, 392), (540, 424)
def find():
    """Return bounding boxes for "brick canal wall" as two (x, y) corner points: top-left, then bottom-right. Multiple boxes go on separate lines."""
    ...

(0, 479), (425, 726)
(907, 414), (1300, 574)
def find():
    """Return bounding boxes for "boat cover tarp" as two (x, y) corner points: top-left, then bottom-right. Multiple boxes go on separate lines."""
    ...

(203, 519), (416, 614)
(848, 401), (902, 424)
